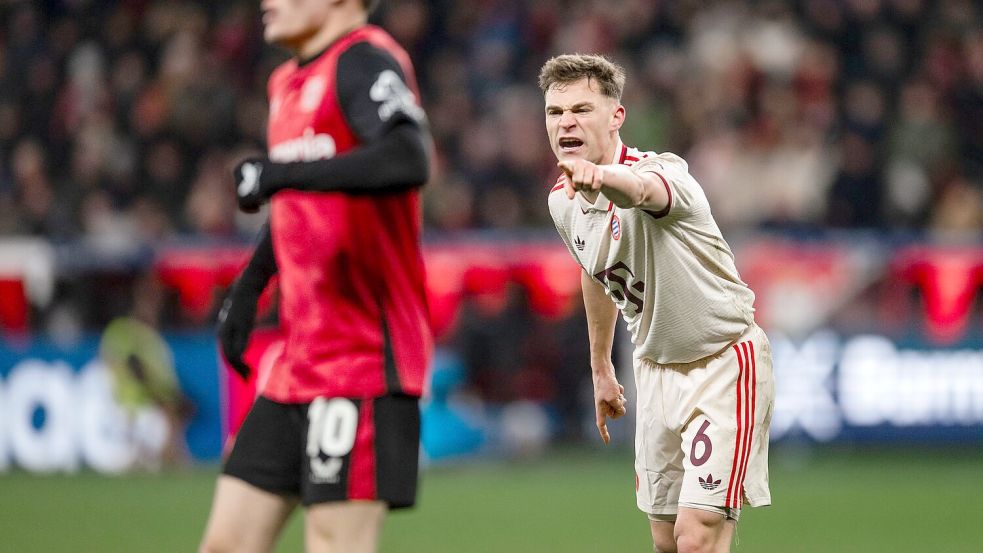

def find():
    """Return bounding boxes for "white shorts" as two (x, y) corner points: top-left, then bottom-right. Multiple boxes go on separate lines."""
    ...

(634, 324), (774, 519)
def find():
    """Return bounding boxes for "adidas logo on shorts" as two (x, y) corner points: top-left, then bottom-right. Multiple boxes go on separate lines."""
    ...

(699, 473), (721, 490)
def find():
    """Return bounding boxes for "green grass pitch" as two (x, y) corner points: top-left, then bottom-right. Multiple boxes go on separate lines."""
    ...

(1, 446), (980, 552)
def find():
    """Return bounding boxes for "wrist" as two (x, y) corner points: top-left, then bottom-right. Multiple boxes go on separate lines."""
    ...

(259, 161), (287, 195)
(590, 361), (615, 377)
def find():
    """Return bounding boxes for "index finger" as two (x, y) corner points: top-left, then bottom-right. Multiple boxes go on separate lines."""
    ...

(596, 409), (610, 444)
(564, 175), (576, 200)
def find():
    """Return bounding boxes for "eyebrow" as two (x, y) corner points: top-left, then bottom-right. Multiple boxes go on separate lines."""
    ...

(545, 101), (594, 112)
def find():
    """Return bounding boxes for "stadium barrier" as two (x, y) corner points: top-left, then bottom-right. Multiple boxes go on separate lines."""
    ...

(1, 328), (981, 473)
(0, 234), (981, 472)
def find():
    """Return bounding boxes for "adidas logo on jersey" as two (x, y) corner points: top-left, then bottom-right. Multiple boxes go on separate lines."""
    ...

(574, 236), (586, 251)
(699, 474), (721, 490)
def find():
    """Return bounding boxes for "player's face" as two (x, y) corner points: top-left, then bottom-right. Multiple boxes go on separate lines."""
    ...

(545, 78), (625, 165)
(261, 0), (334, 48)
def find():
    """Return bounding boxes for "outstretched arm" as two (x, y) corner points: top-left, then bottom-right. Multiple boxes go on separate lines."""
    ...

(582, 270), (627, 444)
(558, 159), (669, 212)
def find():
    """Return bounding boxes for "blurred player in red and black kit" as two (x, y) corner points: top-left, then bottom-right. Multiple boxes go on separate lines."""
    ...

(199, 1), (431, 552)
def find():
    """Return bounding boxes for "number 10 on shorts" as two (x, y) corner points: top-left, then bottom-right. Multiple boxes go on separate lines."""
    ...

(307, 398), (359, 483)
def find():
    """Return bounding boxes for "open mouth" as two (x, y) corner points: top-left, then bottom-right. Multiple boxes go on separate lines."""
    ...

(558, 137), (584, 153)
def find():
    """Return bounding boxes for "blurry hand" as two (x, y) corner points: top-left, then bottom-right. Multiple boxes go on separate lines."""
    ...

(217, 283), (259, 380)
(558, 159), (605, 200)
(233, 158), (271, 213)
(592, 366), (627, 445)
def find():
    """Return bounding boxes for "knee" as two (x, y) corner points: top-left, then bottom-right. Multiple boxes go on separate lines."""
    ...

(653, 536), (677, 553)
(673, 508), (730, 553)
(674, 531), (713, 553)
(650, 522), (677, 553)
(673, 518), (716, 553)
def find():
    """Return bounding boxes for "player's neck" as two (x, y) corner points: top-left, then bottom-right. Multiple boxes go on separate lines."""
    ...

(295, 11), (368, 62)
(601, 135), (621, 166)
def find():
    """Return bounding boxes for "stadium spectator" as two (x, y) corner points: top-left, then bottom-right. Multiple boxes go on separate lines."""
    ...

(0, 0), (979, 238)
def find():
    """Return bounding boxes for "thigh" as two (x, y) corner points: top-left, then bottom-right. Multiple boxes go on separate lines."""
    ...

(649, 518), (678, 553)
(679, 327), (771, 511)
(634, 363), (684, 517)
(200, 475), (298, 553)
(304, 500), (386, 553)
(302, 394), (421, 509)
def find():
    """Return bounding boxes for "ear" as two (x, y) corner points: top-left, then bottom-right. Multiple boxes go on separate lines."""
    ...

(611, 104), (626, 132)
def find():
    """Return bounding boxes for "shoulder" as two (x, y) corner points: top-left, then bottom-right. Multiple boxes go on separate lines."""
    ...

(338, 25), (415, 82)
(548, 173), (567, 195)
(617, 146), (710, 219)
(627, 150), (689, 175)
(335, 31), (417, 104)
(547, 175), (573, 219)
(547, 175), (572, 209)
(627, 150), (698, 195)
(358, 25), (410, 57)
(334, 29), (425, 140)
(336, 41), (408, 102)
(338, 39), (402, 73)
(617, 144), (682, 171)
(621, 145), (657, 167)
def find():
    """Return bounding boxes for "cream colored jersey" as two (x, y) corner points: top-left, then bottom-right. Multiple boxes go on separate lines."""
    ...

(547, 141), (755, 364)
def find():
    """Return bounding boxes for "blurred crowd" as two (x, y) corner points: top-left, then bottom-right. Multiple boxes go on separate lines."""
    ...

(0, 0), (980, 245)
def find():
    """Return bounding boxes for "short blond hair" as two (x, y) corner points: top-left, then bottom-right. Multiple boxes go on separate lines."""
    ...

(538, 54), (626, 100)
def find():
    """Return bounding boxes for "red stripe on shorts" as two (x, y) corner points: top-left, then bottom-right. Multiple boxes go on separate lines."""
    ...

(726, 343), (745, 508)
(735, 341), (755, 507)
(347, 399), (377, 500)
(736, 341), (757, 505)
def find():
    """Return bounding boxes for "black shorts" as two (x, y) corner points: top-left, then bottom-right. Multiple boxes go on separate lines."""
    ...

(223, 394), (420, 509)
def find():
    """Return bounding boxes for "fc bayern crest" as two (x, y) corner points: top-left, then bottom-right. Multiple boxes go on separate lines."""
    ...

(610, 214), (622, 240)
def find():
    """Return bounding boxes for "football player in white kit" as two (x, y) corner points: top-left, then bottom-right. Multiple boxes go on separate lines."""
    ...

(540, 54), (774, 553)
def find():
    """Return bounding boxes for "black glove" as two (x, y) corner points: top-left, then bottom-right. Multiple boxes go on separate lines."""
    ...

(217, 282), (260, 380)
(219, 223), (278, 380)
(233, 158), (285, 213)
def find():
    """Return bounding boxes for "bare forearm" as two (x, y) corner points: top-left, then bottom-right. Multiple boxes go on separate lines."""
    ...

(582, 270), (618, 373)
(599, 164), (668, 211)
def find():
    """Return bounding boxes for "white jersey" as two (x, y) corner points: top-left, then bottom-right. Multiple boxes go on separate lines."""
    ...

(548, 141), (755, 364)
